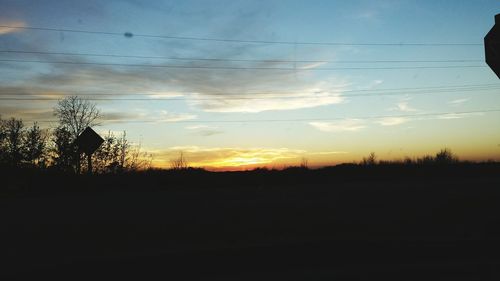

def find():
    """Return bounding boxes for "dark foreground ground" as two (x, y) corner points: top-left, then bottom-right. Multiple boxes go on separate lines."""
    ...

(1, 164), (500, 280)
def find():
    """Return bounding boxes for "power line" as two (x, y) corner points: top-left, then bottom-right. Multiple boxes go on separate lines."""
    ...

(0, 86), (498, 101)
(0, 50), (483, 64)
(0, 24), (483, 46)
(1, 83), (495, 96)
(0, 58), (487, 71)
(0, 84), (498, 101)
(25, 109), (500, 124)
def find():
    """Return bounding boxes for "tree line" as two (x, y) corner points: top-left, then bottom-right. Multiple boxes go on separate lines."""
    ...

(0, 96), (151, 173)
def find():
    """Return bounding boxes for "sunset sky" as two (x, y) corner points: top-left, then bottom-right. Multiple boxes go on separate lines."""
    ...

(1, 0), (499, 170)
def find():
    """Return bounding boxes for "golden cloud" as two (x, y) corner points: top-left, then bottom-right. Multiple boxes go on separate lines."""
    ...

(0, 20), (26, 35)
(151, 146), (307, 170)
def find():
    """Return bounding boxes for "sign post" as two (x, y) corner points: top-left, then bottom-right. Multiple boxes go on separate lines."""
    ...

(485, 14), (500, 79)
(75, 127), (104, 175)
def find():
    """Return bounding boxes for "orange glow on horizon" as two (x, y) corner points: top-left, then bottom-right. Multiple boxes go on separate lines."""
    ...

(149, 149), (500, 171)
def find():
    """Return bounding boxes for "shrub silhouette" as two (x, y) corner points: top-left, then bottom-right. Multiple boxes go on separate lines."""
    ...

(361, 152), (377, 165)
(434, 148), (458, 164)
(299, 157), (309, 169)
(417, 155), (435, 165)
(358, 148), (459, 166)
(170, 152), (189, 170)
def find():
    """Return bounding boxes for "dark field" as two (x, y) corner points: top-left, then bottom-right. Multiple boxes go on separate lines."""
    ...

(2, 164), (500, 280)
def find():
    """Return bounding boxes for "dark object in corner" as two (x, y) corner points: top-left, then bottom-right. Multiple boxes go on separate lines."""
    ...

(485, 14), (500, 78)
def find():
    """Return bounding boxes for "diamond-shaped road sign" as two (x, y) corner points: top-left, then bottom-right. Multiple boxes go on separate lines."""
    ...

(485, 14), (500, 79)
(75, 127), (104, 155)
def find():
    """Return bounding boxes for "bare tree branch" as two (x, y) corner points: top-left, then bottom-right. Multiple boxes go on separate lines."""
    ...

(54, 96), (101, 140)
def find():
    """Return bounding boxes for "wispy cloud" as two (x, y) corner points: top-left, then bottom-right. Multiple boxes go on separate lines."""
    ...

(158, 110), (196, 122)
(310, 110), (485, 132)
(309, 119), (366, 132)
(5, 53), (349, 113)
(394, 101), (417, 112)
(298, 62), (327, 70)
(146, 91), (185, 99)
(0, 20), (26, 35)
(0, 106), (53, 122)
(376, 117), (410, 126)
(0, 8), (349, 114)
(185, 125), (213, 130)
(185, 124), (223, 136)
(437, 112), (484, 120)
(368, 79), (384, 88)
(196, 130), (223, 137)
(448, 98), (469, 106)
(192, 89), (345, 113)
(309, 151), (349, 155)
(102, 110), (196, 124)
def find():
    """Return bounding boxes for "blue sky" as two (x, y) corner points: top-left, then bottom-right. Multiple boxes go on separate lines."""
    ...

(1, 0), (499, 169)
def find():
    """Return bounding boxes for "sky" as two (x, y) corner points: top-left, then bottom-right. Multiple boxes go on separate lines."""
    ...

(0, 0), (499, 170)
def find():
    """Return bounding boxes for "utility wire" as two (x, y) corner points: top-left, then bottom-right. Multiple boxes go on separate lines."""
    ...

(0, 86), (498, 101)
(0, 83), (498, 98)
(25, 109), (500, 124)
(0, 58), (487, 71)
(0, 50), (483, 64)
(0, 24), (482, 46)
(1, 83), (495, 96)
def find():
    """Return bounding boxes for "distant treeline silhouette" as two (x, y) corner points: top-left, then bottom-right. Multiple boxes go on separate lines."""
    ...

(1, 96), (496, 175)
(358, 148), (460, 166)
(0, 96), (151, 173)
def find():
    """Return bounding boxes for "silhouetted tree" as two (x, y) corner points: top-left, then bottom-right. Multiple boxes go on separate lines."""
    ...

(23, 122), (47, 167)
(0, 112), (150, 174)
(54, 96), (101, 139)
(0, 116), (6, 164)
(51, 126), (76, 172)
(4, 118), (25, 166)
(54, 96), (100, 173)
(118, 131), (129, 171)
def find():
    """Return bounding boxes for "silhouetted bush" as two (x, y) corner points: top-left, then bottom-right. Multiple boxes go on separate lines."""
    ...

(170, 152), (189, 170)
(434, 148), (459, 164)
(403, 157), (414, 165)
(91, 131), (152, 173)
(416, 155), (434, 165)
(300, 157), (309, 169)
(361, 152), (377, 165)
